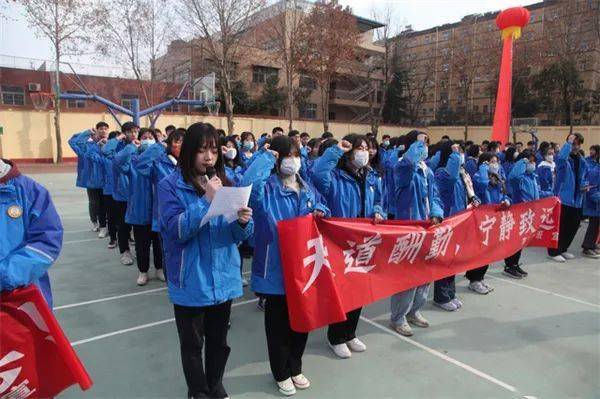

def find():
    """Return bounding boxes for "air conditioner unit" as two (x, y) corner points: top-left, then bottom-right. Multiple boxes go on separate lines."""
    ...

(28, 83), (41, 92)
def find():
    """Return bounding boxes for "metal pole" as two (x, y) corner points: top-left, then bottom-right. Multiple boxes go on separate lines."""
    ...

(132, 98), (140, 126)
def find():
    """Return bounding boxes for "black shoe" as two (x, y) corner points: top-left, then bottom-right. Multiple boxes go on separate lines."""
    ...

(503, 266), (523, 279)
(108, 240), (117, 249)
(514, 264), (528, 277)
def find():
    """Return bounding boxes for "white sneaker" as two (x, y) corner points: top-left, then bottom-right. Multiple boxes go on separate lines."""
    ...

(389, 321), (413, 336)
(98, 227), (108, 238)
(91, 222), (99, 232)
(328, 342), (352, 359)
(346, 337), (366, 352)
(136, 272), (149, 286)
(451, 298), (463, 308)
(277, 378), (296, 396)
(562, 252), (576, 260)
(469, 281), (490, 295)
(548, 254), (566, 263)
(291, 374), (310, 389)
(434, 301), (458, 311)
(406, 311), (429, 328)
(155, 268), (166, 282)
(481, 280), (494, 292)
(583, 249), (600, 258)
(120, 251), (134, 265)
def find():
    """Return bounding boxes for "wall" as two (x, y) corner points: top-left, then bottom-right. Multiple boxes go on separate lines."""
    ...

(0, 108), (598, 161)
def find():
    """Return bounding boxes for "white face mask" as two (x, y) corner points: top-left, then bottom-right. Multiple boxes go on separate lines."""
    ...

(526, 163), (536, 173)
(545, 155), (554, 163)
(224, 148), (237, 160)
(460, 153), (465, 165)
(280, 157), (301, 176)
(352, 150), (369, 168)
(141, 138), (156, 146)
(489, 163), (500, 174)
(514, 151), (520, 158)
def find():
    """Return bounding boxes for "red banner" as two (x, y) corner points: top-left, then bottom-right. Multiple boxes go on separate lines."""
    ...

(0, 286), (93, 398)
(278, 197), (561, 332)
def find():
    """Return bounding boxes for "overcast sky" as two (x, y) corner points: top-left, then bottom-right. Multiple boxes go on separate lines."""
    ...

(0, 0), (538, 68)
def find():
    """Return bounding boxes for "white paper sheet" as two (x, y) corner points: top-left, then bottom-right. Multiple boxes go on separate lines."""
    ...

(200, 184), (252, 227)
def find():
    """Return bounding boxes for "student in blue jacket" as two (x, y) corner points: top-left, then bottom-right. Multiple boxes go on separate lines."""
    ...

(537, 146), (556, 194)
(102, 131), (121, 249)
(241, 135), (328, 396)
(114, 128), (164, 286)
(68, 121), (109, 232)
(506, 150), (551, 278)
(0, 159), (63, 308)
(464, 144), (480, 178)
(240, 131), (257, 165)
(581, 145), (600, 258)
(220, 136), (245, 186)
(311, 134), (384, 360)
(158, 122), (253, 399)
(502, 147), (519, 180)
(471, 152), (512, 294)
(548, 133), (590, 263)
(102, 122), (138, 265)
(389, 130), (443, 337)
(433, 141), (480, 311)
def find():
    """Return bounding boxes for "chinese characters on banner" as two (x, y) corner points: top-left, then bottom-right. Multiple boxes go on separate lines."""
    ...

(0, 286), (93, 398)
(278, 197), (561, 332)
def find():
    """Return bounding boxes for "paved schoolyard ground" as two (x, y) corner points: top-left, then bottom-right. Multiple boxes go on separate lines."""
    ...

(26, 166), (600, 399)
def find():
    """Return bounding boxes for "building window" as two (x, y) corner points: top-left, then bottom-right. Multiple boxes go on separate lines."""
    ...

(1, 85), (25, 105)
(299, 75), (317, 90)
(483, 105), (488, 114)
(66, 90), (86, 108)
(441, 31), (450, 40)
(529, 12), (536, 23)
(328, 111), (336, 120)
(121, 94), (139, 110)
(300, 102), (316, 119)
(252, 66), (278, 83)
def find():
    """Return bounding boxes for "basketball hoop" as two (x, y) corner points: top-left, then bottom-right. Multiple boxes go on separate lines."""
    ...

(207, 101), (221, 117)
(30, 92), (54, 110)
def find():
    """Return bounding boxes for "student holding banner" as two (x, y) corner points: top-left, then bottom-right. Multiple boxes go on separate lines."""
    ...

(158, 123), (253, 399)
(311, 134), (384, 359)
(241, 135), (329, 396)
(389, 130), (444, 336)
(433, 141), (480, 311)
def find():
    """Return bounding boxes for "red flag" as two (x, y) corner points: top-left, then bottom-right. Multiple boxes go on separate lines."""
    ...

(278, 197), (561, 332)
(0, 286), (93, 398)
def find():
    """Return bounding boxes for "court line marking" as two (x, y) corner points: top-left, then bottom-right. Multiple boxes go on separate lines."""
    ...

(63, 238), (100, 245)
(64, 229), (96, 234)
(54, 272), (252, 310)
(487, 275), (600, 309)
(70, 298), (259, 347)
(359, 316), (518, 393)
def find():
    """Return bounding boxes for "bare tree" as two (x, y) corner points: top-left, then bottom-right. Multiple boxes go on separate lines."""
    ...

(94, 0), (172, 124)
(177, 0), (266, 134)
(258, 0), (308, 132)
(16, 0), (94, 162)
(296, 0), (360, 132)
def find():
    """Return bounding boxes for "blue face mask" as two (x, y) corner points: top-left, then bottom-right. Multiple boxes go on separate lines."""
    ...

(526, 163), (536, 173)
(242, 141), (254, 151)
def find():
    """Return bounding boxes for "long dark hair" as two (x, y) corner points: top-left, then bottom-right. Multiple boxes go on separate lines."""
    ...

(269, 135), (299, 172)
(437, 140), (455, 169)
(166, 129), (185, 158)
(339, 134), (368, 169)
(179, 123), (230, 195)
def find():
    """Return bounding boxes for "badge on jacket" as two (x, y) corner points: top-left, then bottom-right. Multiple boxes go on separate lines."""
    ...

(7, 205), (23, 219)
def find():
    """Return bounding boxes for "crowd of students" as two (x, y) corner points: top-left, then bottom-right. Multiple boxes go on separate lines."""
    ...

(4, 120), (597, 399)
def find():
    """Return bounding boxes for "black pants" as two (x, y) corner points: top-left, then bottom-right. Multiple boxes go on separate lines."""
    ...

(327, 307), (361, 346)
(548, 205), (582, 256)
(466, 265), (488, 282)
(264, 295), (308, 382)
(505, 250), (522, 267)
(86, 188), (104, 225)
(582, 216), (599, 250)
(132, 224), (163, 273)
(434, 275), (456, 304)
(104, 195), (117, 241)
(174, 301), (232, 399)
(114, 200), (130, 254)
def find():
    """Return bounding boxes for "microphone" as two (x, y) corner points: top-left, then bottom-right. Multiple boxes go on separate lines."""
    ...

(205, 166), (216, 179)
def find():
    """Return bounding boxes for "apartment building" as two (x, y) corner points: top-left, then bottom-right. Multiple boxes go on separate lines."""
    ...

(154, 0), (386, 124)
(395, 0), (599, 126)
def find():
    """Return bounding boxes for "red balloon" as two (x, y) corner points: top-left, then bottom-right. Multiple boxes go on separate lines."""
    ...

(496, 7), (530, 30)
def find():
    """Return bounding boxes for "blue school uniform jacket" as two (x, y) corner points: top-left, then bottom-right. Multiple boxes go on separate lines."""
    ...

(508, 159), (551, 204)
(382, 147), (400, 215)
(135, 144), (177, 232)
(472, 163), (511, 205)
(393, 141), (443, 221)
(583, 159), (599, 217)
(554, 142), (588, 208)
(83, 141), (105, 190)
(241, 151), (329, 295)
(435, 153), (471, 217)
(536, 161), (555, 193)
(102, 138), (129, 202)
(464, 156), (478, 178)
(158, 170), (253, 307)
(114, 144), (152, 225)
(0, 161), (63, 307)
(311, 145), (384, 219)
